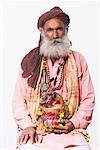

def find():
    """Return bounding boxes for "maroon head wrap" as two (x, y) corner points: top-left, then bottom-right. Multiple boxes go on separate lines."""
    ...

(37, 6), (70, 29)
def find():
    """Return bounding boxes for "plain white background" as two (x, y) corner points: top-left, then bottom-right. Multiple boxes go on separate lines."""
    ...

(0, 0), (99, 149)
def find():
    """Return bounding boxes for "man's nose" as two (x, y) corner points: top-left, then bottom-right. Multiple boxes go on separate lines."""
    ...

(53, 30), (59, 39)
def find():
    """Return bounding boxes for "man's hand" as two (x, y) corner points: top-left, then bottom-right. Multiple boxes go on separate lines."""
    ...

(17, 126), (38, 145)
(53, 121), (75, 134)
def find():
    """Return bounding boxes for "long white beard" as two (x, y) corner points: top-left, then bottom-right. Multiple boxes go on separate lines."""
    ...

(40, 30), (71, 58)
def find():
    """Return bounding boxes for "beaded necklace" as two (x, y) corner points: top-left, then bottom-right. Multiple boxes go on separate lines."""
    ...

(43, 57), (66, 91)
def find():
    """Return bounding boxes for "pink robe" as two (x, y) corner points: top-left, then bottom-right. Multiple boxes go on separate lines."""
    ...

(12, 51), (95, 149)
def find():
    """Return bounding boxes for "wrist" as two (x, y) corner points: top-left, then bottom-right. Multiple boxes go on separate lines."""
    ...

(26, 126), (36, 130)
(65, 121), (75, 132)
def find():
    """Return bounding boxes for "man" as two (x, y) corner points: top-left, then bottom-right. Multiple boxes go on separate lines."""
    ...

(13, 7), (95, 150)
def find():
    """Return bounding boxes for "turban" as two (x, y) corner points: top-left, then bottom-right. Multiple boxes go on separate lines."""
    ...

(37, 6), (70, 29)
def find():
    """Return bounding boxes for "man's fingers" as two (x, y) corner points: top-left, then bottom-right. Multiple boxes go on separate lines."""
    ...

(53, 125), (69, 134)
(23, 134), (29, 144)
(29, 132), (35, 144)
(54, 125), (64, 130)
(54, 125), (68, 131)
(17, 127), (37, 145)
(53, 129), (67, 134)
(35, 132), (39, 143)
(18, 134), (25, 145)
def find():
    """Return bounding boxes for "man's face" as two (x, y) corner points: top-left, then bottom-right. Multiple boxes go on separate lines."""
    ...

(43, 18), (65, 40)
(40, 18), (71, 58)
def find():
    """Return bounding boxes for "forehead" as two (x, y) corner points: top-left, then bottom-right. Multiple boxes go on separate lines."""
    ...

(44, 18), (64, 29)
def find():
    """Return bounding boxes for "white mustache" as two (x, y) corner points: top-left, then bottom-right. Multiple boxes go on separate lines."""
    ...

(49, 38), (64, 45)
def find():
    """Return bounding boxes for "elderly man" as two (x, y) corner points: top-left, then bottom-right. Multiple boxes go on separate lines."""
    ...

(13, 7), (95, 150)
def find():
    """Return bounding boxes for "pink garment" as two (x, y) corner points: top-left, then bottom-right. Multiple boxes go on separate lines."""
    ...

(12, 50), (95, 147)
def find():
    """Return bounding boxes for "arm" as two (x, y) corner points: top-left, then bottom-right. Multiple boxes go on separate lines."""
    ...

(51, 53), (95, 133)
(12, 66), (38, 144)
(70, 53), (95, 129)
(12, 66), (34, 130)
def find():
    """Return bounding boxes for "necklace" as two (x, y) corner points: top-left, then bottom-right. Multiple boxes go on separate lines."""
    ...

(43, 58), (65, 91)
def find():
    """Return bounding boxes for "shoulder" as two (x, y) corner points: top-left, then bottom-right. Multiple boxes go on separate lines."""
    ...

(71, 50), (87, 64)
(71, 50), (85, 59)
(71, 50), (88, 73)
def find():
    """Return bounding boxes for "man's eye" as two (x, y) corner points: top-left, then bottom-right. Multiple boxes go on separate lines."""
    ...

(47, 28), (53, 31)
(57, 27), (64, 31)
